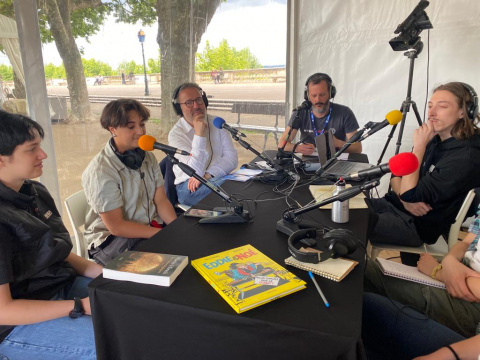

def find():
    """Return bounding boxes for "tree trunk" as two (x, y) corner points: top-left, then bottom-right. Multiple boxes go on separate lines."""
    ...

(12, 71), (26, 99)
(44, 0), (94, 123)
(155, 0), (220, 132)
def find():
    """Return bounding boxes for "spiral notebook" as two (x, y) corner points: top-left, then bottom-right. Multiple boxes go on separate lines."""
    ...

(285, 254), (358, 282)
(376, 257), (446, 289)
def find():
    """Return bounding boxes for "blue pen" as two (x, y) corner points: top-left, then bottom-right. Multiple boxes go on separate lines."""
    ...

(309, 271), (330, 308)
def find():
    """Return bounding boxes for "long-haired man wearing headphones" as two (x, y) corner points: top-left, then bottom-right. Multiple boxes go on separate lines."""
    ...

(367, 82), (480, 265)
(168, 82), (238, 206)
(279, 73), (362, 155)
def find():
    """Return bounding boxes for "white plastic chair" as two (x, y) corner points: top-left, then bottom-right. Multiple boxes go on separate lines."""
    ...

(369, 189), (476, 260)
(64, 190), (90, 259)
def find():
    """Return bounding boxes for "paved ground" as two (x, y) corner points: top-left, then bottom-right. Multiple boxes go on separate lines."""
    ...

(48, 82), (286, 100)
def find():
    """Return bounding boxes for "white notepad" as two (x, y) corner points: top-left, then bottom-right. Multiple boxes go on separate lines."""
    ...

(285, 255), (358, 282)
(376, 257), (446, 289)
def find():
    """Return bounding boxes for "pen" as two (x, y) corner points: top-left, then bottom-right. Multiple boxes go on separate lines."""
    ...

(308, 271), (330, 308)
(424, 243), (428, 254)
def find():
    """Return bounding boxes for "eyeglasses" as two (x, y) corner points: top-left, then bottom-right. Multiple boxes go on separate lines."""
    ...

(178, 97), (204, 108)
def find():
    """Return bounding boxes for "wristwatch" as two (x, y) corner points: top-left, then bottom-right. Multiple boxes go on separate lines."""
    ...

(69, 297), (85, 319)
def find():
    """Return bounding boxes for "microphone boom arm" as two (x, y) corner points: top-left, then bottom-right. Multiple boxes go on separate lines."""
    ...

(276, 179), (379, 235)
(166, 155), (251, 223)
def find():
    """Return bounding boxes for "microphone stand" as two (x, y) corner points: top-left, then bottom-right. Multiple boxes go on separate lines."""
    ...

(275, 110), (305, 166)
(167, 155), (252, 223)
(276, 179), (379, 235)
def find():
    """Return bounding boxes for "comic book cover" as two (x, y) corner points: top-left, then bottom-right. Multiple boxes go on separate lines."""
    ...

(191, 245), (306, 313)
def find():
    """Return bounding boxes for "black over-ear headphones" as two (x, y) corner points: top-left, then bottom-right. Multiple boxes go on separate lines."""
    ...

(109, 137), (145, 170)
(287, 228), (357, 263)
(460, 82), (479, 121)
(304, 73), (337, 102)
(172, 83), (209, 117)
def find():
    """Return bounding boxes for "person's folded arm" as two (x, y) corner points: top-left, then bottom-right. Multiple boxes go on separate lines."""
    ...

(0, 283), (91, 324)
(66, 252), (103, 279)
(99, 207), (160, 239)
(153, 186), (177, 225)
(205, 130), (238, 178)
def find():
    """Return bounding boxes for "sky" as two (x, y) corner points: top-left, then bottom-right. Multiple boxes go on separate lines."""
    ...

(0, 0), (287, 69)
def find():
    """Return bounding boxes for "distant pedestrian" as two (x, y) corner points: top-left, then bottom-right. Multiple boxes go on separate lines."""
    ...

(217, 68), (224, 84)
(121, 71), (126, 85)
(211, 69), (217, 84)
(129, 71), (134, 83)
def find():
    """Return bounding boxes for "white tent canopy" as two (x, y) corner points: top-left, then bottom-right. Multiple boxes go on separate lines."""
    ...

(0, 13), (25, 87)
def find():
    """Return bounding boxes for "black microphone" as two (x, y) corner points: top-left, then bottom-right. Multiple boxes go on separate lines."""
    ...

(138, 135), (191, 156)
(293, 100), (311, 113)
(213, 117), (246, 137)
(342, 152), (419, 181)
(360, 110), (403, 141)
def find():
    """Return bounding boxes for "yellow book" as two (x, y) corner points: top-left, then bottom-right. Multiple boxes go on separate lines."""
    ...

(191, 245), (306, 313)
(309, 184), (368, 209)
(285, 255), (358, 282)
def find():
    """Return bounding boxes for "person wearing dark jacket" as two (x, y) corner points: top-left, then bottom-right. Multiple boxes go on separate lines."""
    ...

(0, 110), (102, 359)
(367, 82), (480, 264)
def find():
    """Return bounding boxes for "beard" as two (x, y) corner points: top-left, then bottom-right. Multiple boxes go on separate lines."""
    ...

(313, 102), (329, 115)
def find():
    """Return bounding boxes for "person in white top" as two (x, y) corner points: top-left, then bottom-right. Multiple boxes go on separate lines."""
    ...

(168, 83), (238, 206)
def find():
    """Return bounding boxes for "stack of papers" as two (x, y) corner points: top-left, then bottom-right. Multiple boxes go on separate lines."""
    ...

(224, 168), (263, 182)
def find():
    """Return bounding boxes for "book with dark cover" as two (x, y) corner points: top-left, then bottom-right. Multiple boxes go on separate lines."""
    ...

(103, 251), (188, 286)
(191, 245), (306, 313)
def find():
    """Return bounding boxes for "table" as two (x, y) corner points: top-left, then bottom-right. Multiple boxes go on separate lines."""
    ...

(89, 179), (370, 360)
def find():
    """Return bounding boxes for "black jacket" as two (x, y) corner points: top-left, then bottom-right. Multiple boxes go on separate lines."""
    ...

(389, 133), (480, 243)
(0, 181), (75, 340)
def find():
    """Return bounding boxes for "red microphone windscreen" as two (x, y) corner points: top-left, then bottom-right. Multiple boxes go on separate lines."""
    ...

(138, 135), (156, 151)
(388, 152), (419, 176)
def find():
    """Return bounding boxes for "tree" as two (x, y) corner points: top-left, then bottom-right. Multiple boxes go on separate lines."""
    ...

(39, 1), (111, 123)
(111, 0), (221, 130)
(82, 58), (113, 77)
(0, 0), (112, 123)
(196, 39), (262, 71)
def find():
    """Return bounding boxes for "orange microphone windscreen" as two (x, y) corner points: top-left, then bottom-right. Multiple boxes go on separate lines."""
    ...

(138, 135), (156, 151)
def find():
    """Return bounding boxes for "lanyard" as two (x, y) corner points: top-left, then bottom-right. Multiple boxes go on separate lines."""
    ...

(310, 106), (332, 136)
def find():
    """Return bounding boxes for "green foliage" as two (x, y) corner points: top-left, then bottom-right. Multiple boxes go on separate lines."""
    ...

(147, 57), (160, 74)
(196, 39), (262, 71)
(82, 58), (113, 76)
(0, 64), (14, 81)
(116, 60), (144, 75)
(37, 1), (112, 44)
(44, 63), (66, 79)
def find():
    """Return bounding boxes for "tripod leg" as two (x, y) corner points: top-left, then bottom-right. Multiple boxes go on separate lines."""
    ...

(411, 101), (423, 126)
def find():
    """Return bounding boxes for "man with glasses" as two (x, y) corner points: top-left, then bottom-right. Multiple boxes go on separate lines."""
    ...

(168, 82), (238, 206)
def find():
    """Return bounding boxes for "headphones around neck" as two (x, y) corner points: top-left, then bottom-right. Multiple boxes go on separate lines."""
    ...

(304, 73), (337, 103)
(109, 137), (145, 170)
(287, 227), (357, 263)
(172, 83), (209, 117)
(461, 82), (479, 121)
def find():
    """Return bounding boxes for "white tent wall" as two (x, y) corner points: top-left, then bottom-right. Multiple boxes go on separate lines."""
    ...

(288, 0), (480, 195)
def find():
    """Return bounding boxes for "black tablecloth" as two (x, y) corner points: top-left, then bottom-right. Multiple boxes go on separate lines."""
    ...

(89, 179), (369, 360)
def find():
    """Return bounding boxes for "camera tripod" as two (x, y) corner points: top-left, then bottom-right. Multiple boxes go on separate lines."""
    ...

(376, 44), (424, 165)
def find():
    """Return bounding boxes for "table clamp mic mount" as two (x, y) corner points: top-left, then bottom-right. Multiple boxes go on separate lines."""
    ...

(276, 179), (379, 236)
(166, 155), (252, 224)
